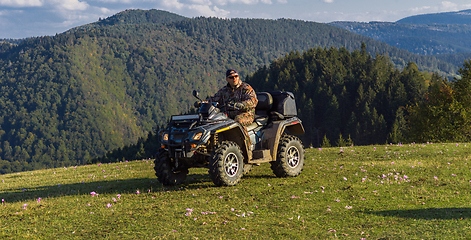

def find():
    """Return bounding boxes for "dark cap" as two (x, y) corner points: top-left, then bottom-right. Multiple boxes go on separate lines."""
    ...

(226, 69), (238, 77)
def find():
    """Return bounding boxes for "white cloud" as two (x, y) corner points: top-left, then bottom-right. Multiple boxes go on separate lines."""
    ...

(211, 0), (226, 4)
(212, 5), (229, 16)
(162, 0), (278, 18)
(212, 0), (259, 5)
(162, 0), (230, 17)
(0, 0), (89, 10)
(440, 1), (458, 11)
(95, 0), (132, 2)
(50, 5), (113, 28)
(0, 0), (43, 7)
(187, 3), (216, 15)
(98, 7), (112, 14)
(162, 0), (186, 10)
(323, 0), (334, 3)
(189, 0), (212, 4)
(53, 0), (89, 11)
(408, 6), (431, 14)
(239, 0), (258, 4)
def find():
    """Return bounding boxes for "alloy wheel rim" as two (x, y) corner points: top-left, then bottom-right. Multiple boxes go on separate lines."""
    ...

(224, 152), (239, 177)
(287, 146), (300, 168)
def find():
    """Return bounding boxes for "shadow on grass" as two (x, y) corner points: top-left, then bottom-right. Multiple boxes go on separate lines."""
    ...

(0, 174), (217, 203)
(243, 174), (276, 180)
(362, 208), (471, 220)
(1, 169), (279, 203)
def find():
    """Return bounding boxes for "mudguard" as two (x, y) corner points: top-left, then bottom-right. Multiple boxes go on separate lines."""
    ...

(262, 117), (304, 161)
(212, 121), (252, 161)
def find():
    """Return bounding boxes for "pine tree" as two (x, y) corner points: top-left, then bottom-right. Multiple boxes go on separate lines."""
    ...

(321, 135), (331, 148)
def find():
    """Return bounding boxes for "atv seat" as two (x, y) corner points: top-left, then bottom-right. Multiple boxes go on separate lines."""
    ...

(247, 92), (273, 132)
(255, 92), (273, 117)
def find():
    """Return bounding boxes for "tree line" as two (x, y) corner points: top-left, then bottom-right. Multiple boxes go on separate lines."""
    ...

(247, 43), (432, 147)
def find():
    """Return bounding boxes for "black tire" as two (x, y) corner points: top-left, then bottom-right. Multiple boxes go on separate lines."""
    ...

(271, 135), (305, 177)
(154, 149), (188, 186)
(209, 141), (244, 186)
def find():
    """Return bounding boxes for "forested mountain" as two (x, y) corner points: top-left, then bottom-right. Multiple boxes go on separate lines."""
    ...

(68, 9), (188, 33)
(329, 9), (471, 56)
(329, 21), (471, 55)
(435, 52), (471, 67)
(0, 9), (463, 173)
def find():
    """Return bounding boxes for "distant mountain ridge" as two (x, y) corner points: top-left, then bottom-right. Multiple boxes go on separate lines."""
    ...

(329, 21), (471, 55)
(397, 9), (471, 25)
(329, 9), (471, 57)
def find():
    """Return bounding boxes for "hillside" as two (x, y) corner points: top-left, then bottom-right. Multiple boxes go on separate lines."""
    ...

(0, 9), (461, 173)
(2, 144), (471, 238)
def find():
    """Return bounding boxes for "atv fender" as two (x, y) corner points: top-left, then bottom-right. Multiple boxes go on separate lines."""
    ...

(284, 119), (304, 135)
(263, 117), (304, 161)
(214, 124), (252, 161)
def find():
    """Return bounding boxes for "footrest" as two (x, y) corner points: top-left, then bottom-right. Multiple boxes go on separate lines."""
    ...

(249, 150), (272, 163)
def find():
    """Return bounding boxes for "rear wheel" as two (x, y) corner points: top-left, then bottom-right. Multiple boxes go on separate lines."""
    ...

(209, 141), (244, 186)
(154, 149), (188, 186)
(271, 135), (304, 177)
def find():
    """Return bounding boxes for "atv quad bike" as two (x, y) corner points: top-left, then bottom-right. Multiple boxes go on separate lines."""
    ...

(154, 90), (305, 186)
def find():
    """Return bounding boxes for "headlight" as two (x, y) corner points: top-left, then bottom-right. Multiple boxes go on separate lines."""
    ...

(162, 133), (169, 142)
(192, 132), (203, 141)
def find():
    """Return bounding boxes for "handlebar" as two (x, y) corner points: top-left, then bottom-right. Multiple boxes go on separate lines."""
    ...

(226, 103), (240, 110)
(192, 91), (240, 110)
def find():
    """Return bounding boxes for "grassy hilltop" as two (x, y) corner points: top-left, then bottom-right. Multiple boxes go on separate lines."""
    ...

(1, 143), (471, 239)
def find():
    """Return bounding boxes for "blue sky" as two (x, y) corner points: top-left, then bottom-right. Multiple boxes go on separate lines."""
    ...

(1, 0), (471, 39)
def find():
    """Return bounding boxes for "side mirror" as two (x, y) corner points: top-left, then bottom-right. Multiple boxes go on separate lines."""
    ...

(193, 90), (202, 101)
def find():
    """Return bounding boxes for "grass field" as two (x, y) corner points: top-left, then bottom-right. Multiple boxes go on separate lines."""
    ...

(1, 142), (471, 239)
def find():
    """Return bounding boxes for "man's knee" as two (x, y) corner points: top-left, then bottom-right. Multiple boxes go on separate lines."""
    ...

(234, 116), (254, 127)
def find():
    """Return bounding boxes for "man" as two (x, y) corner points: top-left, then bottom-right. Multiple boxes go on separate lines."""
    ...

(207, 69), (258, 140)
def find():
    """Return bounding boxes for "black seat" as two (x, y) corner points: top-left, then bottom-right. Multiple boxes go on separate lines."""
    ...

(255, 92), (273, 117)
(246, 92), (273, 131)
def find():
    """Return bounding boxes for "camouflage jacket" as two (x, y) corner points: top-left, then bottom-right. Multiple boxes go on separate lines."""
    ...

(207, 82), (258, 118)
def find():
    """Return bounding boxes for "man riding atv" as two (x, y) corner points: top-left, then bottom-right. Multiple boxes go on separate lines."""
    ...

(202, 69), (258, 145)
(155, 69), (305, 187)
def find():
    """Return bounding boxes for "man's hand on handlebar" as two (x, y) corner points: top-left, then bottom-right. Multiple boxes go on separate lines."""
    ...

(234, 102), (245, 110)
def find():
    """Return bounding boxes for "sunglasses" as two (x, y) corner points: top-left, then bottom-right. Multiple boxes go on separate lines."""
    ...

(228, 75), (239, 79)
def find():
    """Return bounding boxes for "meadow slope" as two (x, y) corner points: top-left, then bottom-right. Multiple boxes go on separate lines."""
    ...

(1, 142), (471, 239)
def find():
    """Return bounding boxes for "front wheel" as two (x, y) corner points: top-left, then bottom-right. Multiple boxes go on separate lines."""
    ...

(209, 141), (244, 186)
(154, 149), (188, 186)
(271, 135), (305, 177)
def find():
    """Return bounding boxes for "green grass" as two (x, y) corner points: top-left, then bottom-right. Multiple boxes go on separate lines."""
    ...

(1, 142), (471, 239)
